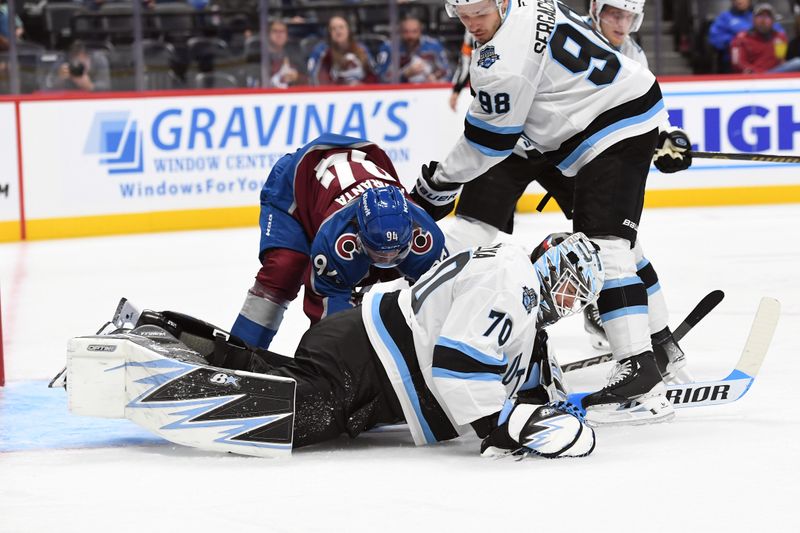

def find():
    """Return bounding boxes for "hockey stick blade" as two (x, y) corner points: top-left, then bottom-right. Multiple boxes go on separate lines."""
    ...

(561, 290), (725, 373)
(568, 297), (780, 410)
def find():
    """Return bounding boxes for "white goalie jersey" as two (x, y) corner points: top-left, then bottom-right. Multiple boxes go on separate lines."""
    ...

(435, 0), (668, 181)
(362, 243), (545, 445)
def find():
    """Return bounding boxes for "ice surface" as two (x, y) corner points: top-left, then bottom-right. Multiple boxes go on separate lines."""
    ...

(1, 206), (798, 533)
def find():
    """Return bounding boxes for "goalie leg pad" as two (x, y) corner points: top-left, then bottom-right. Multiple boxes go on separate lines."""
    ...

(67, 329), (296, 457)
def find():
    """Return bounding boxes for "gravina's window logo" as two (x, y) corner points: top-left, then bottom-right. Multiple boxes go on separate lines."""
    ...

(84, 112), (144, 174)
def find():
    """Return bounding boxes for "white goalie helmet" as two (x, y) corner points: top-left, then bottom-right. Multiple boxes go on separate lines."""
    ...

(530, 232), (604, 328)
(444, 0), (506, 19)
(591, 0), (645, 33)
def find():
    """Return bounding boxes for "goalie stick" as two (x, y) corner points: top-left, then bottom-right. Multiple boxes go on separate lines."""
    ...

(561, 290), (725, 373)
(567, 297), (781, 410)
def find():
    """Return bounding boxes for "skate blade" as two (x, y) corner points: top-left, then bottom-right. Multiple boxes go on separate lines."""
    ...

(585, 396), (675, 427)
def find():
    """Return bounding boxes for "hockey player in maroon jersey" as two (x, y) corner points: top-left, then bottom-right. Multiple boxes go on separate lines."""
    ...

(231, 134), (446, 349)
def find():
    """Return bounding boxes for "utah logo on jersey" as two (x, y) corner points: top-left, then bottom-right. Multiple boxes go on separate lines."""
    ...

(522, 286), (537, 314)
(477, 46), (500, 68)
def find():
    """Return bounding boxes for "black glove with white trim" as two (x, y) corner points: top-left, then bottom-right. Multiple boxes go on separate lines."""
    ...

(410, 161), (463, 221)
(654, 127), (692, 173)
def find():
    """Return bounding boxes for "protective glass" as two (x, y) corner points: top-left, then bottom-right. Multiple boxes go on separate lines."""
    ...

(359, 236), (412, 268)
(445, 0), (498, 19)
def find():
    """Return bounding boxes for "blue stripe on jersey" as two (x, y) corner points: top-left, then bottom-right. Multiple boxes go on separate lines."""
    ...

(497, 399), (515, 425)
(466, 138), (514, 158)
(370, 293), (437, 444)
(465, 113), (524, 135)
(557, 100), (666, 171)
(437, 337), (508, 367)
(518, 361), (541, 392)
(431, 368), (502, 382)
(600, 305), (649, 321)
(602, 276), (643, 289)
(646, 282), (662, 296)
(636, 258), (650, 270)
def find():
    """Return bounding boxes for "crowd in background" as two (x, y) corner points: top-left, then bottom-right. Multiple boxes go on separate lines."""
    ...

(2, 0), (800, 94)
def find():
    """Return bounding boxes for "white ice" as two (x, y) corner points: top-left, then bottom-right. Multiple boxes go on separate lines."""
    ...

(1, 206), (798, 533)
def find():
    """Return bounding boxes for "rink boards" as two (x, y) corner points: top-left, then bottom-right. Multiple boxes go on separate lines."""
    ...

(2, 75), (800, 242)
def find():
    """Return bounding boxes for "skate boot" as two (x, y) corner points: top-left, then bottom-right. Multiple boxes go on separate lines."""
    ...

(581, 352), (675, 426)
(652, 326), (693, 384)
(583, 303), (609, 350)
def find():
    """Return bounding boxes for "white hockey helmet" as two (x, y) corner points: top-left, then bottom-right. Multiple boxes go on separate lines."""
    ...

(445, 0), (506, 19)
(591, 0), (645, 33)
(531, 232), (604, 328)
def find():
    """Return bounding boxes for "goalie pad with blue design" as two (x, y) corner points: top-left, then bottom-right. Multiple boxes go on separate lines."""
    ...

(66, 324), (295, 458)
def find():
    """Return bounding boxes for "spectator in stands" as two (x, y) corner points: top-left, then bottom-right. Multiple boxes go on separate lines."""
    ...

(0, 0), (24, 51)
(730, 3), (788, 72)
(709, 0), (785, 72)
(307, 15), (377, 86)
(45, 40), (111, 92)
(376, 15), (452, 84)
(244, 20), (305, 88)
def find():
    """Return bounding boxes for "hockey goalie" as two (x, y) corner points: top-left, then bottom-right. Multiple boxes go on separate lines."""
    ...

(55, 234), (606, 459)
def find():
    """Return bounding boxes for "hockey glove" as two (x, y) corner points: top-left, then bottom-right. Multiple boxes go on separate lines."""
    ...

(653, 128), (692, 173)
(410, 161), (463, 221)
(480, 401), (595, 459)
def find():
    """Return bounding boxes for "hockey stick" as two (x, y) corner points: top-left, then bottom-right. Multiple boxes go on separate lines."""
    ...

(567, 297), (780, 410)
(560, 290), (725, 373)
(689, 151), (800, 164)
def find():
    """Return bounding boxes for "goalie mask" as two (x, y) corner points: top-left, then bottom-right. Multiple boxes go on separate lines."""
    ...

(356, 186), (413, 269)
(530, 232), (604, 328)
(591, 0), (645, 34)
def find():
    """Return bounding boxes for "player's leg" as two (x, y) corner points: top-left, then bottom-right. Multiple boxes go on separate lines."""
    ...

(132, 306), (404, 450)
(449, 153), (539, 253)
(582, 239), (674, 353)
(532, 159), (614, 352)
(572, 129), (674, 425)
(634, 240), (690, 382)
(258, 307), (405, 448)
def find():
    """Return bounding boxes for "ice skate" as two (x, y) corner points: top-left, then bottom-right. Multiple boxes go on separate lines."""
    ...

(581, 352), (675, 426)
(652, 326), (693, 384)
(583, 303), (609, 350)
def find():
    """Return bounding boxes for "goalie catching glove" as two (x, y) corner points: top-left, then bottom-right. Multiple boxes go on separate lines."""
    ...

(410, 161), (463, 221)
(653, 127), (692, 173)
(480, 400), (596, 459)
